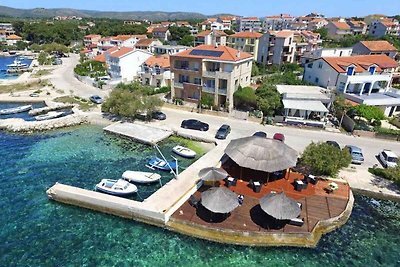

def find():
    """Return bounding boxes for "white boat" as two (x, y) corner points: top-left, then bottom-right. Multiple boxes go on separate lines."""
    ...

(7, 59), (29, 73)
(95, 179), (138, 196)
(0, 104), (32, 115)
(122, 171), (161, 183)
(34, 111), (64, 121)
(172, 145), (196, 158)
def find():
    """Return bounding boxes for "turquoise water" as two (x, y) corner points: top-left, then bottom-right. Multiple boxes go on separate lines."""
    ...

(0, 125), (399, 266)
(0, 56), (32, 79)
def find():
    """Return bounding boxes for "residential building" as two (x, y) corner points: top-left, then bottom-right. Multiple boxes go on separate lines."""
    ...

(6, 34), (22, 46)
(368, 18), (400, 37)
(347, 20), (367, 35)
(200, 18), (218, 31)
(262, 14), (294, 31)
(84, 34), (101, 47)
(276, 85), (332, 125)
(307, 18), (328, 31)
(293, 31), (322, 63)
(257, 30), (296, 65)
(140, 55), (171, 87)
(152, 27), (171, 42)
(238, 17), (262, 32)
(135, 39), (163, 52)
(195, 30), (227, 46)
(210, 22), (227, 31)
(303, 55), (400, 116)
(325, 20), (352, 39)
(217, 16), (236, 30)
(0, 23), (15, 36)
(153, 45), (189, 55)
(170, 44), (253, 111)
(123, 20), (142, 25)
(110, 35), (147, 48)
(98, 37), (113, 52)
(352, 40), (398, 59)
(105, 47), (153, 82)
(228, 31), (263, 61)
(301, 47), (353, 65)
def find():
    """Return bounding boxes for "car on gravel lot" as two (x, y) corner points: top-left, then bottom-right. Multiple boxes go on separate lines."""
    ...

(89, 95), (103, 104)
(181, 119), (209, 131)
(152, 111), (166, 120)
(378, 149), (398, 168)
(215, 124), (231, 139)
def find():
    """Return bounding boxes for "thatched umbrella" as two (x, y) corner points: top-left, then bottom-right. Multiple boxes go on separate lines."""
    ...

(259, 192), (301, 220)
(201, 187), (239, 214)
(224, 136), (298, 173)
(198, 167), (229, 181)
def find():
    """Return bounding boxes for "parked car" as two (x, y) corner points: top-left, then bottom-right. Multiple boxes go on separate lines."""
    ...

(253, 131), (267, 138)
(345, 145), (364, 164)
(378, 149), (398, 168)
(326, 141), (340, 150)
(89, 95), (103, 104)
(152, 111), (166, 120)
(215, 124), (231, 139)
(29, 93), (40, 97)
(273, 133), (285, 142)
(181, 119), (209, 131)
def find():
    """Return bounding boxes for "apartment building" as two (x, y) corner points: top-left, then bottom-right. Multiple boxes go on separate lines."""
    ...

(195, 30), (227, 46)
(325, 20), (352, 39)
(170, 45), (253, 111)
(352, 40), (398, 59)
(153, 45), (189, 55)
(262, 14), (294, 31)
(200, 18), (218, 31)
(369, 18), (400, 37)
(307, 18), (328, 31)
(84, 34), (101, 47)
(217, 16), (237, 30)
(347, 20), (367, 35)
(257, 31), (296, 65)
(301, 47), (353, 65)
(0, 23), (15, 36)
(140, 55), (171, 87)
(109, 35), (147, 48)
(152, 27), (171, 41)
(238, 17), (262, 32)
(135, 39), (163, 52)
(228, 31), (263, 61)
(294, 31), (322, 63)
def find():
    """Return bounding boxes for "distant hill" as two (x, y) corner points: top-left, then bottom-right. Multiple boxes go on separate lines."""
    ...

(0, 5), (214, 21)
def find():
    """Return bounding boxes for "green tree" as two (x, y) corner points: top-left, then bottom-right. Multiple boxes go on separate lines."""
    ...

(179, 35), (194, 46)
(74, 60), (107, 78)
(15, 41), (29, 50)
(168, 26), (191, 42)
(38, 52), (51, 65)
(224, 29), (235, 35)
(333, 95), (353, 127)
(300, 142), (352, 176)
(233, 86), (257, 110)
(200, 93), (214, 109)
(251, 63), (260, 77)
(351, 104), (385, 122)
(315, 27), (328, 39)
(255, 84), (282, 116)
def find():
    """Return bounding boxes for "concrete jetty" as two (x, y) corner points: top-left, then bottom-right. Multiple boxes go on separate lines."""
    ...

(104, 122), (173, 145)
(29, 103), (74, 116)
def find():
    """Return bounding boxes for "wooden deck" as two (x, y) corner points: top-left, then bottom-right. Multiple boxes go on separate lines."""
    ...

(171, 171), (350, 234)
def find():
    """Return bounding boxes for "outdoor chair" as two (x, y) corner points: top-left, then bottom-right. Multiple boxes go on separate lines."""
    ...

(325, 182), (339, 194)
(188, 195), (200, 208)
(289, 218), (304, 227)
(306, 174), (318, 185)
(225, 177), (237, 187)
(253, 181), (262, 193)
(294, 179), (305, 191)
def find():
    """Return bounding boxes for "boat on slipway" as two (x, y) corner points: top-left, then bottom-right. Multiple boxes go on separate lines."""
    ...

(34, 111), (64, 121)
(95, 179), (138, 196)
(0, 104), (32, 115)
(172, 145), (196, 158)
(147, 157), (177, 171)
(122, 171), (161, 184)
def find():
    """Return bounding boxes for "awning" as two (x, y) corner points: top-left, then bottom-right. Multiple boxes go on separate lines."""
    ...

(282, 99), (329, 113)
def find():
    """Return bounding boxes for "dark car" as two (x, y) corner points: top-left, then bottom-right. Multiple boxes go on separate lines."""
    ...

(215, 124), (231, 139)
(181, 119), (209, 131)
(273, 133), (285, 142)
(253, 131), (267, 138)
(89, 95), (103, 104)
(326, 141), (340, 150)
(152, 111), (166, 120)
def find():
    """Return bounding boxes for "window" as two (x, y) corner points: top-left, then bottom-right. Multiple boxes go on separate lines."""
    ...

(368, 66), (376, 75)
(307, 63), (313, 68)
(346, 66), (354, 76)
(194, 77), (202, 85)
(315, 77), (319, 83)
(318, 62), (323, 69)
(178, 74), (189, 83)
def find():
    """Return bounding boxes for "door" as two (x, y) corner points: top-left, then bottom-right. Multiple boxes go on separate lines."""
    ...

(363, 83), (371, 94)
(389, 106), (395, 117)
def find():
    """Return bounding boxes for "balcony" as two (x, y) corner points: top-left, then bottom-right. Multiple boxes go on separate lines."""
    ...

(218, 88), (227, 95)
(174, 82), (184, 88)
(173, 66), (200, 72)
(203, 70), (232, 79)
(202, 86), (216, 93)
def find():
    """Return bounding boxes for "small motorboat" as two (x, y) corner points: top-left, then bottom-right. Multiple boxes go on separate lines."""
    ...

(172, 145), (196, 158)
(95, 179), (138, 196)
(122, 171), (161, 183)
(0, 104), (32, 115)
(147, 157), (177, 171)
(34, 111), (64, 121)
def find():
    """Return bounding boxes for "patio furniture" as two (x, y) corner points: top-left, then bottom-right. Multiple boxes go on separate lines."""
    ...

(225, 176), (237, 187)
(253, 181), (262, 193)
(325, 182), (339, 194)
(294, 179), (305, 191)
(238, 194), (244, 205)
(189, 195), (200, 208)
(289, 218), (304, 226)
(306, 174), (318, 185)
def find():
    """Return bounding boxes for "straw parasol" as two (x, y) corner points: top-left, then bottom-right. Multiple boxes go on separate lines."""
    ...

(198, 167), (229, 181)
(259, 192), (301, 220)
(201, 187), (239, 214)
(224, 136), (298, 173)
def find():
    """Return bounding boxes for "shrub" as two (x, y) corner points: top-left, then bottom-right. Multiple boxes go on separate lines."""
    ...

(300, 142), (352, 176)
(374, 127), (400, 138)
(233, 86), (257, 110)
(369, 166), (400, 187)
(351, 104), (385, 121)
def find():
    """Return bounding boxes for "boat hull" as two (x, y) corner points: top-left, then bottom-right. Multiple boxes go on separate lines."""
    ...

(34, 111), (64, 121)
(122, 171), (161, 183)
(0, 105), (32, 115)
(172, 145), (196, 158)
(148, 157), (177, 171)
(95, 179), (138, 196)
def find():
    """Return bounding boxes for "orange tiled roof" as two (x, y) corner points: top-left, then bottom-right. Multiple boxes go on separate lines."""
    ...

(241, 17), (260, 21)
(359, 40), (397, 52)
(196, 30), (227, 37)
(229, 31), (262, 38)
(93, 53), (106, 63)
(269, 30), (295, 38)
(6, 34), (22, 40)
(135, 38), (158, 47)
(153, 27), (169, 33)
(330, 21), (351, 30)
(108, 47), (134, 58)
(381, 18), (399, 27)
(323, 55), (398, 73)
(145, 55), (170, 68)
(219, 16), (236, 21)
(84, 34), (101, 39)
(349, 20), (366, 26)
(173, 44), (253, 62)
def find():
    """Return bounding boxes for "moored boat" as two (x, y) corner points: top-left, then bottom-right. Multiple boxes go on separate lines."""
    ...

(147, 157), (177, 171)
(0, 104), (32, 115)
(34, 111), (64, 121)
(6, 59), (29, 73)
(122, 171), (161, 183)
(95, 179), (138, 196)
(172, 145), (196, 158)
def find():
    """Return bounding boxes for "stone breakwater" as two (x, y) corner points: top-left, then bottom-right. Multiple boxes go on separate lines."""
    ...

(0, 114), (88, 132)
(28, 103), (75, 116)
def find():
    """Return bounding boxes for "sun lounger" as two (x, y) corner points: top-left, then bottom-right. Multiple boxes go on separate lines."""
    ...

(289, 218), (304, 226)
(189, 195), (200, 208)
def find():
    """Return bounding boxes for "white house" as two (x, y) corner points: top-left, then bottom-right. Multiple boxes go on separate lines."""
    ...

(195, 30), (227, 46)
(257, 30), (296, 65)
(153, 45), (189, 55)
(110, 35), (147, 48)
(152, 27), (171, 42)
(301, 47), (353, 65)
(303, 54), (400, 116)
(140, 55), (171, 87)
(105, 47), (153, 82)
(352, 40), (398, 59)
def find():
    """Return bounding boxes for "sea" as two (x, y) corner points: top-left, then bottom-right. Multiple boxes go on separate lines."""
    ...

(0, 55), (33, 80)
(0, 125), (399, 266)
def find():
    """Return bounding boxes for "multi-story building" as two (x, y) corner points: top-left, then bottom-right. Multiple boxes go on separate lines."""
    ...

(238, 17), (262, 32)
(257, 30), (296, 65)
(0, 23), (15, 36)
(262, 14), (294, 31)
(369, 18), (400, 37)
(135, 39), (163, 52)
(140, 55), (171, 87)
(325, 20), (352, 39)
(97, 37), (113, 52)
(170, 44), (253, 111)
(303, 55), (400, 116)
(152, 27), (171, 41)
(194, 30), (227, 46)
(83, 34), (101, 47)
(294, 31), (322, 63)
(352, 40), (398, 59)
(105, 47), (153, 82)
(200, 18), (218, 31)
(217, 16), (237, 30)
(110, 35), (147, 48)
(6, 34), (22, 46)
(347, 20), (367, 35)
(307, 18), (329, 31)
(153, 45), (189, 55)
(301, 47), (353, 65)
(228, 32), (263, 61)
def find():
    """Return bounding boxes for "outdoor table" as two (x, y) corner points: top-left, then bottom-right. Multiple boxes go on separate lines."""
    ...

(307, 174), (318, 185)
(294, 180), (305, 191)
(226, 177), (236, 187)
(253, 181), (261, 193)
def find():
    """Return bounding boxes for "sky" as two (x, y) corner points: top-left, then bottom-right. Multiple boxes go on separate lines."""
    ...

(1, 0), (399, 17)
